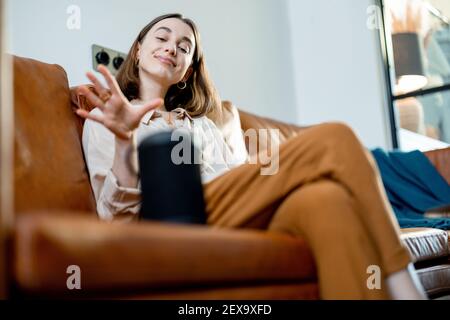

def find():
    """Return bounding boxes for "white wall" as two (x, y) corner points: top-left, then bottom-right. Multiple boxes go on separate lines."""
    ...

(287, 0), (392, 149)
(6, 0), (297, 123)
(7, 0), (393, 149)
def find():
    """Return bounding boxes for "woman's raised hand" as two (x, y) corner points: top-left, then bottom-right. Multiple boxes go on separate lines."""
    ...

(76, 65), (163, 140)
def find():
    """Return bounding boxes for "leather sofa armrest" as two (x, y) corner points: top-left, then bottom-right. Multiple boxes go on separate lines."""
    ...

(13, 212), (315, 295)
(424, 147), (450, 185)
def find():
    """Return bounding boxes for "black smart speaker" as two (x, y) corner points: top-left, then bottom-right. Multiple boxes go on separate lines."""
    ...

(137, 129), (207, 224)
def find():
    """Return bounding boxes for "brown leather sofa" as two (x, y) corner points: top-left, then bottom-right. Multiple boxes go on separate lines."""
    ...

(5, 55), (450, 299)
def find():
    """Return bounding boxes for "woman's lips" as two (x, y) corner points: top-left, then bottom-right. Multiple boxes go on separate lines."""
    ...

(156, 56), (176, 67)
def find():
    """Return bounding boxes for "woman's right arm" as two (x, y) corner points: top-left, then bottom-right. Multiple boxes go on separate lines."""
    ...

(82, 113), (139, 221)
(77, 65), (162, 221)
(112, 135), (138, 189)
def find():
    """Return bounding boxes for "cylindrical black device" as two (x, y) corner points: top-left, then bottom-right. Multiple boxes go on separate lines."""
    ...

(137, 130), (207, 224)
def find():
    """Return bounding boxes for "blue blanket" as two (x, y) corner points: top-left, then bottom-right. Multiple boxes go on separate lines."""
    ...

(371, 148), (450, 229)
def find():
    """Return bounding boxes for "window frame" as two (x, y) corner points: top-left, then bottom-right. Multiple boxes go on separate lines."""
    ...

(378, 0), (450, 149)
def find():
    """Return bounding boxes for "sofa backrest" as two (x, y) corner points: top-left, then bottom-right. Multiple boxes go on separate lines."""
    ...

(239, 109), (307, 160)
(239, 108), (450, 184)
(13, 54), (449, 219)
(13, 55), (96, 215)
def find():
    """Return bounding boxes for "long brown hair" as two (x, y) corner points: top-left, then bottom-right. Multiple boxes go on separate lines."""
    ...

(116, 13), (220, 118)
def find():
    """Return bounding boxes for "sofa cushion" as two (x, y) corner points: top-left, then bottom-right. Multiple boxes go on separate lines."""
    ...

(400, 228), (449, 262)
(13, 56), (96, 214)
(13, 213), (317, 295)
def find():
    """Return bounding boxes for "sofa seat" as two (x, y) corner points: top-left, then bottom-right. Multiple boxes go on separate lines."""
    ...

(13, 213), (317, 297)
(14, 212), (450, 298)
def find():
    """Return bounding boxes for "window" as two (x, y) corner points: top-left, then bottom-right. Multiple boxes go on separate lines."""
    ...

(379, 0), (450, 151)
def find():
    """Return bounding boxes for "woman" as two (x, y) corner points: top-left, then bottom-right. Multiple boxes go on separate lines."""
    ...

(76, 13), (426, 300)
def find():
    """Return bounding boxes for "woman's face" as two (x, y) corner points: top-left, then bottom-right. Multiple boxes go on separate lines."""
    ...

(137, 18), (196, 86)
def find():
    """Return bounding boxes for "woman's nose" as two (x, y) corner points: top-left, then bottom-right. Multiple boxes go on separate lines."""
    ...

(165, 43), (177, 56)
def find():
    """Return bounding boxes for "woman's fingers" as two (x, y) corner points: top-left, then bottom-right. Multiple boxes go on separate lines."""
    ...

(76, 109), (105, 124)
(79, 85), (106, 111)
(86, 71), (111, 100)
(97, 64), (123, 96)
(77, 109), (130, 139)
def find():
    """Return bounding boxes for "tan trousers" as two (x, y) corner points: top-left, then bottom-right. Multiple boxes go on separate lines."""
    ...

(203, 122), (411, 300)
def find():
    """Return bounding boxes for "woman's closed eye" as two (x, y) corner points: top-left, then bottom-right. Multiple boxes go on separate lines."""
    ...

(156, 37), (189, 54)
(178, 46), (189, 54)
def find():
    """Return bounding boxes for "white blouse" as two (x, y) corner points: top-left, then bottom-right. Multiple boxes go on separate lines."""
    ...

(82, 105), (248, 222)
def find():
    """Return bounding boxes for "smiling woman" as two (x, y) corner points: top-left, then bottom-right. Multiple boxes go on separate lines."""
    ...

(115, 13), (220, 118)
(76, 13), (248, 219)
(75, 12), (428, 300)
